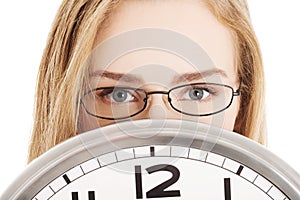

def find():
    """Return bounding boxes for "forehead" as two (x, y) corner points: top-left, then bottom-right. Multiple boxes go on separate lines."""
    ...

(92, 0), (237, 84)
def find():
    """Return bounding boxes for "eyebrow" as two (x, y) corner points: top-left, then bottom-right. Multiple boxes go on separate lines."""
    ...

(90, 70), (143, 83)
(171, 69), (228, 84)
(90, 69), (228, 85)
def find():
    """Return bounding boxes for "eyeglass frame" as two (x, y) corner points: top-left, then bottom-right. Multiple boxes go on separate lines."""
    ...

(80, 82), (241, 120)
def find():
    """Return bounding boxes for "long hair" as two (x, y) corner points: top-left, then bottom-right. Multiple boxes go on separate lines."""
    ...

(28, 0), (266, 162)
(204, 0), (266, 144)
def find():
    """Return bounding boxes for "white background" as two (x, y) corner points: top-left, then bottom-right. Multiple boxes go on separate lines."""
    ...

(0, 0), (299, 196)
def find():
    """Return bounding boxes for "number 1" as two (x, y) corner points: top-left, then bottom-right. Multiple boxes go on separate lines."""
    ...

(224, 178), (231, 200)
(135, 165), (143, 199)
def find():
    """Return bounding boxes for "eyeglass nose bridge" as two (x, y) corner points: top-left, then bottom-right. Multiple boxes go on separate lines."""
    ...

(145, 90), (172, 103)
(146, 91), (169, 95)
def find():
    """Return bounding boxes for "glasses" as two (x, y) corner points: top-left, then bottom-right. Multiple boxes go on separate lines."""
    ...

(81, 83), (240, 120)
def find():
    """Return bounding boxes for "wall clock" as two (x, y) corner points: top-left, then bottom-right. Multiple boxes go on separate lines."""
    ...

(1, 120), (299, 199)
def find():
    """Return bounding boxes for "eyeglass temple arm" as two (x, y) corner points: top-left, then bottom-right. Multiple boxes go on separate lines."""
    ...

(233, 90), (240, 96)
(234, 78), (242, 96)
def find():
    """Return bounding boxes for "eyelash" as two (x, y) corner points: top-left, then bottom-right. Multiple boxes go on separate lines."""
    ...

(187, 86), (217, 94)
(96, 88), (114, 97)
(198, 87), (217, 95)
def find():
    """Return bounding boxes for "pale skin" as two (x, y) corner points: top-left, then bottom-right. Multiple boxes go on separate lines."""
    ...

(79, 0), (240, 133)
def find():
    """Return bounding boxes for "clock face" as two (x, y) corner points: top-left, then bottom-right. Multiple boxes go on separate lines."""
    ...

(34, 146), (289, 200)
(1, 120), (300, 200)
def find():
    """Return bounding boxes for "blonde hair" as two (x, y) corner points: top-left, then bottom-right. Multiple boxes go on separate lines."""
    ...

(28, 0), (266, 162)
(204, 0), (266, 144)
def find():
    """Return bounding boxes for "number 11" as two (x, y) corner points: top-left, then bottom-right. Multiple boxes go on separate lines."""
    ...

(71, 191), (95, 200)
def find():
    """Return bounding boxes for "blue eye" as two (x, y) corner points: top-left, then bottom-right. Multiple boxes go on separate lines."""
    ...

(97, 88), (135, 103)
(184, 88), (209, 101)
(111, 89), (134, 102)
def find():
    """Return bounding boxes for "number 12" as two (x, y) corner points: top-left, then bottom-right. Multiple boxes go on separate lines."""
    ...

(135, 164), (232, 199)
(135, 164), (181, 199)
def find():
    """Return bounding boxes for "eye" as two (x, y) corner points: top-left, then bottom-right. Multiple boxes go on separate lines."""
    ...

(112, 89), (134, 102)
(183, 88), (210, 101)
(97, 88), (135, 103)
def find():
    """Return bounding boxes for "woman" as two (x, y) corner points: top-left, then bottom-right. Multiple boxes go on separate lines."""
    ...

(28, 0), (266, 162)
